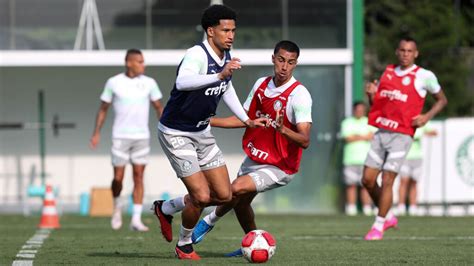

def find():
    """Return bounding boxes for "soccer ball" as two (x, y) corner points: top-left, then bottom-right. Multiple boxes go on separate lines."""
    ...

(241, 229), (276, 263)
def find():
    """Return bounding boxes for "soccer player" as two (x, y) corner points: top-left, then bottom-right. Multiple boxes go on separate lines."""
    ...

(90, 49), (164, 232)
(363, 37), (447, 240)
(341, 101), (375, 216)
(397, 123), (437, 216)
(151, 5), (267, 260)
(191, 40), (312, 256)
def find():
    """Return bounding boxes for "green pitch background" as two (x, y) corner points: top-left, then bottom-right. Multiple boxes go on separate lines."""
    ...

(1, 214), (473, 265)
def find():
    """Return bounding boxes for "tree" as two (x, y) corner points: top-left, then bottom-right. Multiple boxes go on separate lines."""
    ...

(365, 0), (473, 117)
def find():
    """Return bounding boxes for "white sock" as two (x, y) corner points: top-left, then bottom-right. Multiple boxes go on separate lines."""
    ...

(345, 204), (357, 215)
(408, 205), (418, 215)
(132, 204), (143, 224)
(363, 205), (373, 216)
(372, 216), (385, 231)
(204, 208), (222, 226)
(162, 196), (185, 215)
(386, 210), (395, 220)
(177, 225), (194, 246)
(113, 197), (123, 211)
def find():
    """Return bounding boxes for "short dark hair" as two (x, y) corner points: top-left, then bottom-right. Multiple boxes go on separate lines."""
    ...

(125, 49), (142, 61)
(274, 40), (300, 58)
(201, 5), (237, 32)
(352, 101), (365, 110)
(400, 36), (417, 45)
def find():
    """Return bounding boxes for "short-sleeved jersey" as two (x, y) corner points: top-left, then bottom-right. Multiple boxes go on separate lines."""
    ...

(243, 76), (312, 124)
(406, 122), (434, 160)
(160, 41), (232, 132)
(341, 116), (376, 165)
(100, 73), (162, 139)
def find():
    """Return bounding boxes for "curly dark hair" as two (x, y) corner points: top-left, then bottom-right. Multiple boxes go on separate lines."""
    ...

(201, 5), (237, 32)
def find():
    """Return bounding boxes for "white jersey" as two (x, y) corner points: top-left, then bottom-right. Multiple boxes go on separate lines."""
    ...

(101, 73), (162, 139)
(244, 76), (313, 125)
(394, 64), (441, 97)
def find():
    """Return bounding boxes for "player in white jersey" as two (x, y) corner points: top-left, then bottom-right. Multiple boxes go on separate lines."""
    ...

(90, 49), (164, 232)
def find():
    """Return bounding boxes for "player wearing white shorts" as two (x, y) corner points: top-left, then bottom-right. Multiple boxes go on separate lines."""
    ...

(150, 5), (267, 260)
(397, 123), (437, 216)
(90, 49), (164, 232)
(363, 37), (447, 240)
(191, 40), (313, 257)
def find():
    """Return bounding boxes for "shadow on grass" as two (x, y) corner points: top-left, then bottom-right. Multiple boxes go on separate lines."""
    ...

(87, 251), (240, 259)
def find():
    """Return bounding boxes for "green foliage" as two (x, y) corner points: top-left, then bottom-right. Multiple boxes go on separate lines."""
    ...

(365, 0), (473, 117)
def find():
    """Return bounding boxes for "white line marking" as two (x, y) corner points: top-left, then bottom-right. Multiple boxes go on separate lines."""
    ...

(12, 229), (52, 266)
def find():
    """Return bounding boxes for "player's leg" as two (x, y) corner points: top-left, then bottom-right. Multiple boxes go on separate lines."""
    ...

(398, 176), (409, 215)
(360, 187), (374, 216)
(128, 139), (150, 231)
(408, 178), (418, 215)
(343, 165), (360, 216)
(111, 165), (125, 230)
(233, 192), (258, 233)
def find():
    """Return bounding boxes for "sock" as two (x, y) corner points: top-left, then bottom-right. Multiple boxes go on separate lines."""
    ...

(345, 204), (357, 215)
(162, 196), (185, 215)
(372, 216), (385, 231)
(408, 205), (417, 215)
(386, 210), (395, 220)
(113, 197), (123, 211)
(177, 225), (194, 247)
(204, 208), (222, 226)
(132, 204), (143, 224)
(363, 205), (373, 216)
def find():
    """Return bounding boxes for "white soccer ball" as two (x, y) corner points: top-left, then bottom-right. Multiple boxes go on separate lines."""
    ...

(241, 229), (276, 263)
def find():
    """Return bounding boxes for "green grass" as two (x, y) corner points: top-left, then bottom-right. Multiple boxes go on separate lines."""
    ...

(1, 214), (473, 265)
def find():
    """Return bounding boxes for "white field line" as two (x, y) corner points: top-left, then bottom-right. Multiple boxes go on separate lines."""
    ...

(11, 229), (52, 266)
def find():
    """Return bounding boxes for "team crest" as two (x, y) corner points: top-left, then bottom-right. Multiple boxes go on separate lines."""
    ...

(273, 100), (283, 111)
(402, 76), (411, 86)
(182, 160), (192, 172)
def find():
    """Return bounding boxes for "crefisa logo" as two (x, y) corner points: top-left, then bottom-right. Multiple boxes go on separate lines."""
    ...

(455, 135), (474, 186)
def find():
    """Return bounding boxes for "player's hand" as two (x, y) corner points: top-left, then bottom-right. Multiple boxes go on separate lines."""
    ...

(411, 114), (429, 127)
(365, 79), (378, 96)
(244, 117), (270, 128)
(89, 134), (100, 149)
(218, 57), (241, 80)
(275, 110), (284, 132)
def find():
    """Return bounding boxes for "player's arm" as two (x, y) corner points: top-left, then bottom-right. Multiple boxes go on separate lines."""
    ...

(345, 133), (372, 143)
(412, 90), (447, 127)
(365, 79), (378, 105)
(275, 112), (311, 149)
(211, 115), (245, 128)
(90, 101), (110, 149)
(151, 100), (164, 119)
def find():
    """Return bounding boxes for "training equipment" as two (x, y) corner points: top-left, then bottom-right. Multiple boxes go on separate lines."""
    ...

(241, 230), (276, 263)
(192, 219), (214, 244)
(38, 185), (60, 229)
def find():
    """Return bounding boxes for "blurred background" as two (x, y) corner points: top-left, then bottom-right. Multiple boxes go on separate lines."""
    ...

(0, 0), (473, 215)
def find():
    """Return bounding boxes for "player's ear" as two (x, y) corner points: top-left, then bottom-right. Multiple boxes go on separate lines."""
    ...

(414, 50), (419, 59)
(271, 54), (275, 64)
(207, 27), (214, 37)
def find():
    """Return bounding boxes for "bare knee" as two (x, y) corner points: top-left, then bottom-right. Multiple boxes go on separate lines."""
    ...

(189, 192), (211, 208)
(362, 176), (376, 189)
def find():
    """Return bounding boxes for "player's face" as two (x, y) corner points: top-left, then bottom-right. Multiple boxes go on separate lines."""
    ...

(126, 54), (145, 76)
(207, 19), (236, 53)
(353, 104), (366, 118)
(396, 40), (418, 69)
(272, 48), (298, 85)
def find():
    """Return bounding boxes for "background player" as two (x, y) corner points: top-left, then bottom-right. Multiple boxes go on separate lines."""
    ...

(90, 49), (164, 231)
(363, 37), (447, 240)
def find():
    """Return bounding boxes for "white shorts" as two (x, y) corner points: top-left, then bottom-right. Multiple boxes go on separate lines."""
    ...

(158, 129), (225, 178)
(400, 159), (422, 181)
(111, 138), (150, 166)
(238, 157), (295, 193)
(343, 165), (364, 185)
(364, 129), (413, 173)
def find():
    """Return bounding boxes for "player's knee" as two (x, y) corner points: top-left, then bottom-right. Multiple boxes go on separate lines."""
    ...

(361, 176), (375, 189)
(190, 193), (211, 208)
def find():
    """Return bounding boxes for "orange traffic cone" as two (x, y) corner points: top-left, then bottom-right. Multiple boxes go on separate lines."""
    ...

(38, 185), (60, 229)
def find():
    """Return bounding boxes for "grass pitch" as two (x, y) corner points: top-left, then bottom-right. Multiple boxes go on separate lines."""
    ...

(1, 213), (473, 265)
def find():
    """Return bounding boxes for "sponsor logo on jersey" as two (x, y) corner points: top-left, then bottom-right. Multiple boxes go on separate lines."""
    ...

(273, 100), (283, 111)
(380, 89), (408, 102)
(255, 110), (279, 129)
(196, 117), (211, 128)
(205, 82), (228, 96)
(208, 63), (215, 67)
(375, 116), (399, 129)
(247, 142), (269, 160)
(402, 76), (412, 86)
(386, 73), (393, 80)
